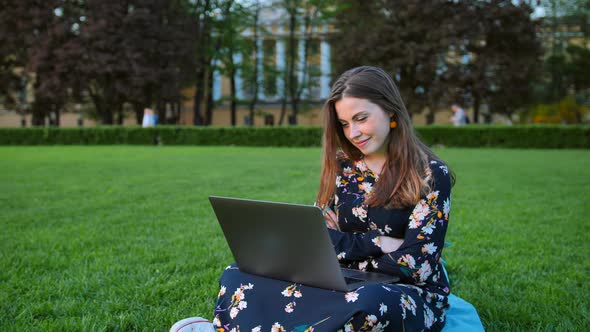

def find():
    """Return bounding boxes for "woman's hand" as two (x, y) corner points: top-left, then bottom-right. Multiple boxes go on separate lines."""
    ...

(378, 236), (404, 254)
(322, 207), (340, 231)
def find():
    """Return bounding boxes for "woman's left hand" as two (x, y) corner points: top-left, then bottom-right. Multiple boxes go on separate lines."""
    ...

(322, 207), (340, 231)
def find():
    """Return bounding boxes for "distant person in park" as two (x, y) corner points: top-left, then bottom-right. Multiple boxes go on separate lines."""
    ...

(171, 66), (468, 332)
(142, 108), (157, 127)
(450, 103), (467, 126)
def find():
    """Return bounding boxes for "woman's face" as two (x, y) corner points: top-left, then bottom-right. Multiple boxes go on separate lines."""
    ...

(334, 96), (391, 159)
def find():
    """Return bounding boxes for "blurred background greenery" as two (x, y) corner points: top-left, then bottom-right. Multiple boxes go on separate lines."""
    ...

(1, 0), (589, 128)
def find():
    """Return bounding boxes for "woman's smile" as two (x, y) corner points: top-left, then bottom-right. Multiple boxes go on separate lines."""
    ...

(354, 138), (370, 148)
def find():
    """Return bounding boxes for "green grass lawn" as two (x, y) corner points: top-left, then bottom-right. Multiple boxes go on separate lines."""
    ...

(0, 146), (588, 331)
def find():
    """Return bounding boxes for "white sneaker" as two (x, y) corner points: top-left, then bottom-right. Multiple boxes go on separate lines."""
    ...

(169, 317), (216, 332)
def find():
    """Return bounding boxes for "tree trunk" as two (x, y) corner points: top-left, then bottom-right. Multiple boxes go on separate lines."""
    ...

(230, 69), (237, 126)
(278, 64), (289, 125)
(426, 110), (434, 125)
(293, 4), (317, 124)
(134, 103), (144, 124)
(94, 81), (116, 125)
(193, 69), (205, 125)
(205, 64), (215, 126)
(54, 106), (61, 127)
(247, 88), (258, 127)
(116, 104), (124, 125)
(247, 2), (261, 127)
(279, 97), (288, 125)
(247, 60), (259, 126)
(156, 100), (166, 125)
(192, 0), (212, 126)
(171, 101), (179, 125)
(31, 102), (46, 126)
(101, 107), (114, 125)
(473, 92), (480, 124)
(288, 8), (298, 125)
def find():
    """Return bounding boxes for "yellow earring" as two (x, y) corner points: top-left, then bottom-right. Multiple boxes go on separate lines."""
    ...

(389, 121), (397, 128)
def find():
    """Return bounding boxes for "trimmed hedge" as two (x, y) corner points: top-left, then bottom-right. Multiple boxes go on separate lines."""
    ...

(0, 126), (323, 147)
(416, 125), (590, 149)
(0, 125), (588, 148)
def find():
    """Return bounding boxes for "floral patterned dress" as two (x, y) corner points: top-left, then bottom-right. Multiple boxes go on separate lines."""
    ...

(213, 158), (452, 332)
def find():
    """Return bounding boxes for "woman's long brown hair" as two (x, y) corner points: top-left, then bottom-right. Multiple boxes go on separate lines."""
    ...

(316, 66), (455, 209)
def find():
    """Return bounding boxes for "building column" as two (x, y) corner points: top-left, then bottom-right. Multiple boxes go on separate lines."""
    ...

(257, 37), (265, 101)
(320, 25), (331, 99)
(213, 59), (222, 101)
(276, 26), (286, 98)
(298, 25), (308, 98)
(233, 52), (243, 100)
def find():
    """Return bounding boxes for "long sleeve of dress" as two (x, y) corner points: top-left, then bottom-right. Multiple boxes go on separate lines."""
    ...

(372, 162), (452, 286)
(328, 228), (383, 261)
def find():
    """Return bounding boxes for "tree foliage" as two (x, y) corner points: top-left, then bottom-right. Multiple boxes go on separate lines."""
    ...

(0, 0), (58, 125)
(1, 0), (199, 126)
(75, 0), (197, 125)
(335, 0), (465, 120)
(458, 0), (542, 121)
(2, 0), (574, 127)
(332, 0), (542, 123)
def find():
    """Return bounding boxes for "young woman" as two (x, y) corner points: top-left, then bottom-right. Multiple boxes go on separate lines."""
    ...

(212, 66), (455, 331)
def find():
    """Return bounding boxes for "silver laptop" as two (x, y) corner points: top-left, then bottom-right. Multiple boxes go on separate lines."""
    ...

(209, 196), (399, 292)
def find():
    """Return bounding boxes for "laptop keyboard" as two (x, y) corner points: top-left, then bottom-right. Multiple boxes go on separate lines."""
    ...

(344, 277), (364, 284)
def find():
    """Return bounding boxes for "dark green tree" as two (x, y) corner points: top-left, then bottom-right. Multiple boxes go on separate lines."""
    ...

(458, 0), (542, 122)
(565, 45), (590, 94)
(333, 0), (542, 123)
(0, 0), (60, 126)
(189, 0), (215, 126)
(333, 0), (463, 122)
(78, 0), (197, 124)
